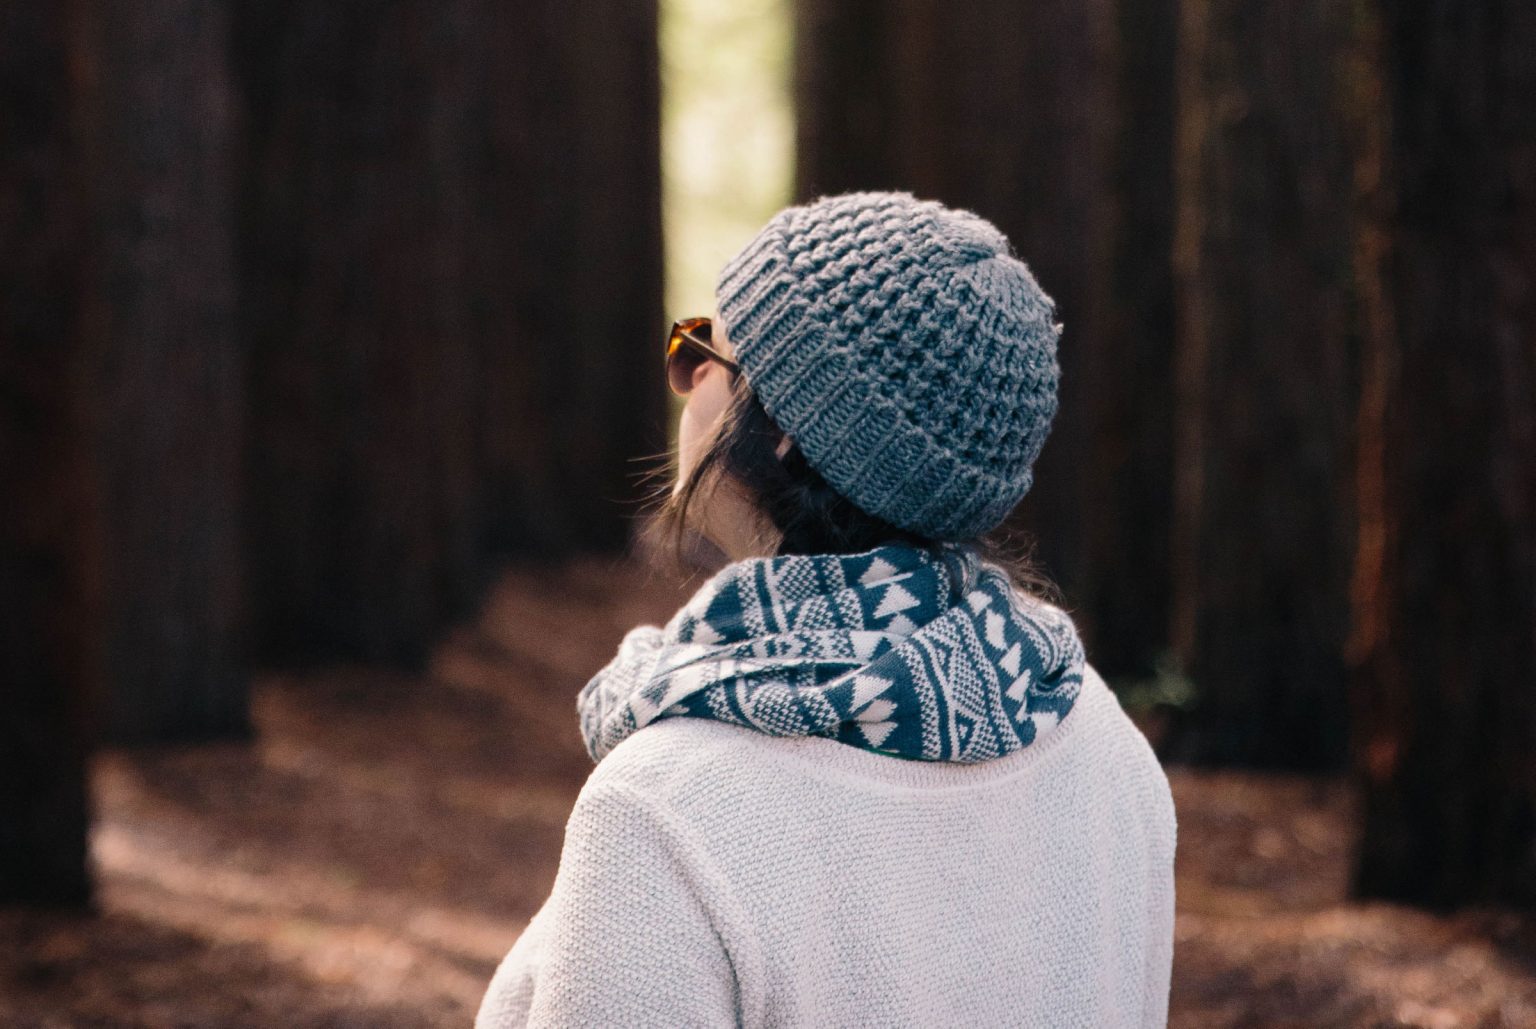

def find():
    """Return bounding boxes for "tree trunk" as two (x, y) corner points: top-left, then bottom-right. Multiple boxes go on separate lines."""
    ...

(1169, 0), (1358, 768)
(0, 0), (98, 907)
(1347, 0), (1536, 907)
(793, 0), (1176, 686)
(232, 0), (664, 666)
(1098, 0), (1179, 687)
(84, 0), (249, 742)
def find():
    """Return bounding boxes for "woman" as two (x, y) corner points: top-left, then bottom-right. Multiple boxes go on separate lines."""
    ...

(476, 191), (1176, 1028)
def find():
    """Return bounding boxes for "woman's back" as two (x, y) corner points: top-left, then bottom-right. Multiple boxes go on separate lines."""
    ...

(476, 664), (1174, 1028)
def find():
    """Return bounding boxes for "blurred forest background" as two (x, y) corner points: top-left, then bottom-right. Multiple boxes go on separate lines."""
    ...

(3, 0), (1534, 1025)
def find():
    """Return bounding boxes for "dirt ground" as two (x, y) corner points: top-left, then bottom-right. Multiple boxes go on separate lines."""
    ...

(3, 555), (1533, 1028)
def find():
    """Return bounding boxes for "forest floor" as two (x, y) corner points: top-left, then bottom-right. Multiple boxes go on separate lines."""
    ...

(3, 554), (1534, 1028)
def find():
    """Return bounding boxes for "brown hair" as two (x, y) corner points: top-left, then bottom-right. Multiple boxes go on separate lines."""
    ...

(637, 376), (1063, 605)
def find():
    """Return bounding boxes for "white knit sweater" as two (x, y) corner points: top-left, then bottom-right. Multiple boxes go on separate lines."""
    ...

(477, 662), (1176, 1028)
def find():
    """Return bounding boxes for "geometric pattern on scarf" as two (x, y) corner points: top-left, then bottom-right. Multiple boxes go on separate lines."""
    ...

(577, 541), (1086, 764)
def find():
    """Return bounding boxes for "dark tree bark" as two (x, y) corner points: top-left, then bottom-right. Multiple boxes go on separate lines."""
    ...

(0, 0), (99, 906)
(1170, 0), (1358, 768)
(1100, 0), (1179, 686)
(794, 0), (1177, 686)
(232, 0), (665, 666)
(83, 0), (249, 742)
(1346, 0), (1536, 907)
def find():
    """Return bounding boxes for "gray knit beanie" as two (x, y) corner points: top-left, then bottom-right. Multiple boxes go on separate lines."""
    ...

(714, 190), (1062, 541)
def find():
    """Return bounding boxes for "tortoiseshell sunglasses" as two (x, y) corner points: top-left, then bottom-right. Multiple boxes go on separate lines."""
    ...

(665, 316), (740, 396)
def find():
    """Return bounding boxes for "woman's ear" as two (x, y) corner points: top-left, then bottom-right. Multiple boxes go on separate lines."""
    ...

(774, 434), (794, 460)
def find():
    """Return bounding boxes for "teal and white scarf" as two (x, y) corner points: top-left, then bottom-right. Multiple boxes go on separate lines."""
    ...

(578, 541), (1086, 764)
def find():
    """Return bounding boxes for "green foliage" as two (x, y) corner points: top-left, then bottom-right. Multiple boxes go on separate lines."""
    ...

(1108, 650), (1199, 713)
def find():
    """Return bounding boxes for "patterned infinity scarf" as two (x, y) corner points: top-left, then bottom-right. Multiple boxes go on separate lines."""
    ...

(578, 541), (1086, 764)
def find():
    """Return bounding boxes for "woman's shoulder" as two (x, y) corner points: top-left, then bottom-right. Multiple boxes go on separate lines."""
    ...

(564, 720), (803, 882)
(582, 717), (773, 801)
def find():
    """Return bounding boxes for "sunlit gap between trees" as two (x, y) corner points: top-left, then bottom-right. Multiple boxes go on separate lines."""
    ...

(662, 0), (793, 439)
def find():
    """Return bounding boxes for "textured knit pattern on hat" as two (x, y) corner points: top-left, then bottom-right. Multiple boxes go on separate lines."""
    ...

(715, 190), (1062, 540)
